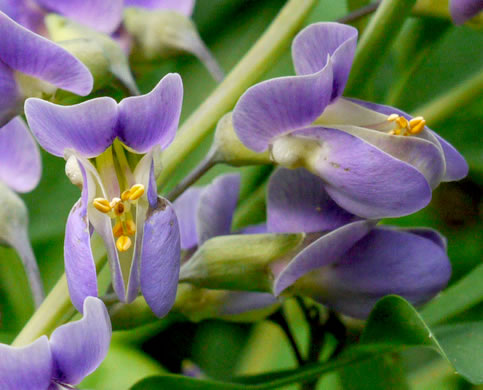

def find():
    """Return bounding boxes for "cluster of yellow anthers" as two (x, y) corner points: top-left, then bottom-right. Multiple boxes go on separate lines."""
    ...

(92, 184), (145, 252)
(387, 114), (426, 136)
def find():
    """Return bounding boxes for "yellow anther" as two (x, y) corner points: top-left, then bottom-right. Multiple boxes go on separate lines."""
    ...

(116, 235), (132, 252)
(125, 219), (136, 235)
(121, 189), (132, 201)
(387, 113), (399, 122)
(128, 184), (145, 201)
(396, 116), (408, 129)
(113, 221), (124, 238)
(93, 198), (112, 213)
(408, 117), (426, 134)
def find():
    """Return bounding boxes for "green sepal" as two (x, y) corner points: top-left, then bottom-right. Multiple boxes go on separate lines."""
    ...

(213, 112), (272, 166)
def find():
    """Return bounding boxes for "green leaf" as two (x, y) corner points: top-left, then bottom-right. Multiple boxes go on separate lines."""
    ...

(434, 322), (483, 384)
(362, 295), (483, 385)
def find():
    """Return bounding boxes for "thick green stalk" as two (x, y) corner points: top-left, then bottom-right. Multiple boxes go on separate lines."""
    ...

(12, 236), (107, 346)
(413, 70), (483, 126)
(344, 0), (417, 97)
(156, 0), (317, 188)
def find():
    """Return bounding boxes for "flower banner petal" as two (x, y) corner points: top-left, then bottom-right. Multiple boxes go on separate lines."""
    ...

(118, 73), (183, 153)
(233, 61), (333, 152)
(0, 11), (93, 95)
(25, 97), (118, 158)
(292, 22), (357, 101)
(0, 117), (41, 192)
(274, 220), (374, 296)
(124, 0), (195, 15)
(141, 196), (181, 317)
(267, 167), (355, 233)
(314, 227), (451, 318)
(49, 297), (112, 385)
(197, 173), (240, 245)
(0, 336), (52, 390)
(36, 0), (123, 34)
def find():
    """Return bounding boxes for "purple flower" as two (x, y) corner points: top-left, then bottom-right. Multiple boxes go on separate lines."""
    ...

(0, 297), (111, 390)
(267, 168), (452, 319)
(0, 11), (92, 126)
(25, 74), (183, 317)
(0, 116), (44, 306)
(450, 0), (483, 24)
(174, 173), (277, 316)
(233, 22), (468, 219)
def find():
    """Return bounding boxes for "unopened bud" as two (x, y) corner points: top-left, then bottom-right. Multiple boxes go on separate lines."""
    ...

(179, 233), (304, 292)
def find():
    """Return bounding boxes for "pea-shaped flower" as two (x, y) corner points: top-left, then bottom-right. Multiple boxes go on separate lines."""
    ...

(25, 74), (182, 317)
(267, 168), (452, 319)
(233, 22), (468, 219)
(0, 11), (92, 126)
(0, 297), (111, 390)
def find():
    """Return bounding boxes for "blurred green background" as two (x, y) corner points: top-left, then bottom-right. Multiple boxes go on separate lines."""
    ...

(0, 0), (481, 389)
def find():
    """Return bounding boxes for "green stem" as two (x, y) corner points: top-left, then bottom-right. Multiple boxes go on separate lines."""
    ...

(12, 236), (107, 346)
(166, 147), (218, 202)
(156, 0), (317, 188)
(412, 69), (483, 126)
(345, 0), (417, 97)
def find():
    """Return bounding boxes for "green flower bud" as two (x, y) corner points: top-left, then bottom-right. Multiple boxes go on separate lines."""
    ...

(179, 233), (305, 292)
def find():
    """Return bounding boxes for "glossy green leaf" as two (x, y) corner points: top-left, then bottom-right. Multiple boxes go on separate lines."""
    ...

(362, 295), (483, 385)
(434, 322), (483, 384)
